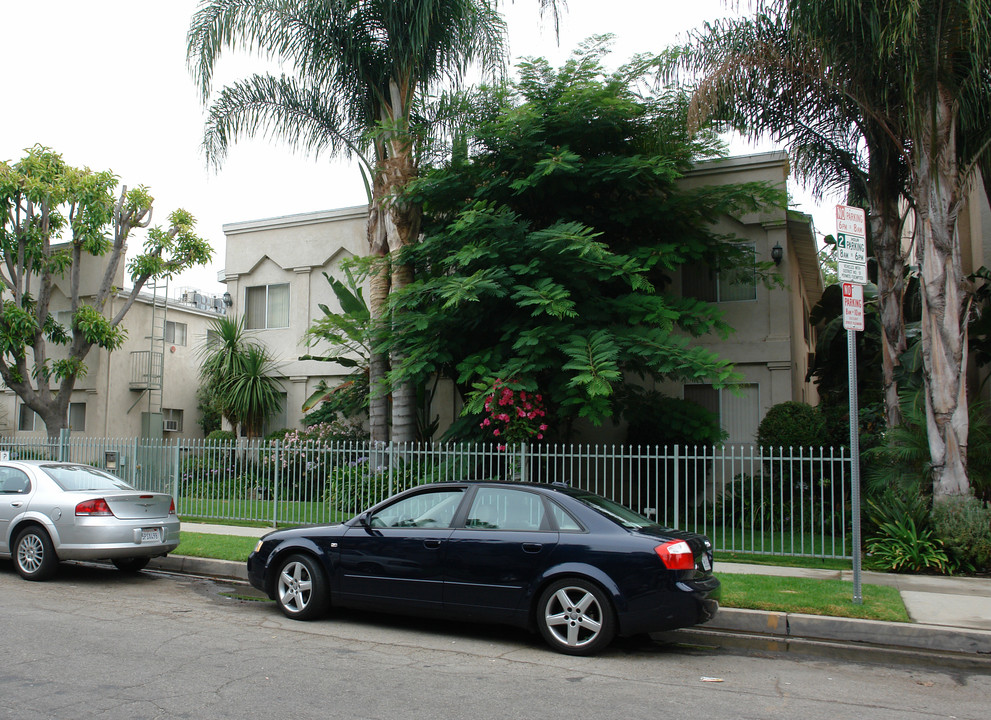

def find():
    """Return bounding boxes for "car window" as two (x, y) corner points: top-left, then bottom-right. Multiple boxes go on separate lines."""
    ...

(0, 468), (31, 494)
(39, 464), (134, 492)
(369, 489), (464, 529)
(568, 490), (655, 530)
(547, 501), (583, 531)
(465, 487), (547, 531)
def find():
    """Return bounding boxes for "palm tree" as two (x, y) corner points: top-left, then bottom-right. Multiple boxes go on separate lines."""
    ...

(681, 0), (991, 498)
(678, 9), (912, 429)
(199, 314), (251, 433)
(187, 0), (506, 443)
(782, 1), (991, 498)
(221, 344), (286, 438)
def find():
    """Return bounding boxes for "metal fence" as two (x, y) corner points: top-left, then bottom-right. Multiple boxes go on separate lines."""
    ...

(0, 434), (852, 560)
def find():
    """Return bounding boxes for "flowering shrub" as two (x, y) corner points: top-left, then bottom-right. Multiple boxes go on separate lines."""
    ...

(269, 421), (365, 501)
(479, 379), (548, 447)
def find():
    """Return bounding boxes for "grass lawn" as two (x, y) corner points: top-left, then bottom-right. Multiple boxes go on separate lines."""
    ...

(720, 574), (910, 622)
(177, 532), (260, 562)
(173, 532), (908, 623)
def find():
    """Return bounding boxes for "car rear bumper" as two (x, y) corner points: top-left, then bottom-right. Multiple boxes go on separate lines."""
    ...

(54, 517), (181, 560)
(619, 574), (721, 636)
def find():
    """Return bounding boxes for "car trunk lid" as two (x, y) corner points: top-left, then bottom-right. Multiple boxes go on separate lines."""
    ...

(103, 493), (173, 519)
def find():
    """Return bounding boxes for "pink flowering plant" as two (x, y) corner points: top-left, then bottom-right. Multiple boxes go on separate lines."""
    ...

(479, 378), (549, 447)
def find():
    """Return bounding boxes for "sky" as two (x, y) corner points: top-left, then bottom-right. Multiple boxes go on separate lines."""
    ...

(0, 0), (833, 296)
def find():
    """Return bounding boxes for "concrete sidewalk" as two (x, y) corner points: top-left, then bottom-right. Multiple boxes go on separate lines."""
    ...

(167, 522), (991, 664)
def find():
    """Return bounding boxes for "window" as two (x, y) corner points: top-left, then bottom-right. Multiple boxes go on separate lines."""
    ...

(55, 310), (74, 332)
(18, 405), (37, 432)
(466, 488), (547, 531)
(684, 383), (760, 445)
(245, 283), (290, 329)
(163, 408), (184, 432)
(0, 468), (30, 494)
(682, 244), (757, 302)
(165, 321), (187, 346)
(68, 402), (86, 432)
(369, 489), (465, 529)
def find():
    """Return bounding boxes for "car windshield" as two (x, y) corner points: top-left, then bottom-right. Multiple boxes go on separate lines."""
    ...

(40, 464), (134, 492)
(569, 490), (657, 530)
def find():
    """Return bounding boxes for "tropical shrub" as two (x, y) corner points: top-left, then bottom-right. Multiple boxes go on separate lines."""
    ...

(865, 496), (951, 574)
(931, 495), (991, 572)
(865, 515), (951, 574)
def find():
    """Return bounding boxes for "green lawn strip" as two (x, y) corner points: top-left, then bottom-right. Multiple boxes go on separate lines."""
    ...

(719, 574), (910, 622)
(176, 532), (258, 562)
(718, 551), (851, 571)
(177, 499), (352, 526)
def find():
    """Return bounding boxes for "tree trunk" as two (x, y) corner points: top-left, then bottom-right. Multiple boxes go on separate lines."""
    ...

(869, 158), (908, 429)
(914, 88), (970, 499)
(366, 189), (391, 444)
(380, 151), (421, 444)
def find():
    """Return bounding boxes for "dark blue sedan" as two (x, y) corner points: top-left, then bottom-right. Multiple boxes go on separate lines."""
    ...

(247, 481), (719, 655)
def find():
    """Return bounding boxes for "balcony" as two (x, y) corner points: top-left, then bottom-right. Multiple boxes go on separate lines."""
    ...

(129, 351), (163, 390)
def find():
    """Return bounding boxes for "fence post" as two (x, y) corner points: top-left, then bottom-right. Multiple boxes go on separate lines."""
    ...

(272, 440), (281, 528)
(59, 428), (70, 461)
(172, 440), (181, 506)
(519, 443), (528, 482)
(673, 445), (680, 529)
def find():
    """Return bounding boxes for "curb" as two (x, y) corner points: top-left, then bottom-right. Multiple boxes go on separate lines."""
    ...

(148, 555), (248, 582)
(691, 607), (991, 659)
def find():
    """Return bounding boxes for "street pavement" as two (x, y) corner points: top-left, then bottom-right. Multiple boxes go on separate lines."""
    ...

(163, 522), (991, 667)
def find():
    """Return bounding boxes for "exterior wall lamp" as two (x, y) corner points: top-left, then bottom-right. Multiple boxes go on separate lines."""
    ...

(222, 291), (233, 307)
(771, 242), (784, 265)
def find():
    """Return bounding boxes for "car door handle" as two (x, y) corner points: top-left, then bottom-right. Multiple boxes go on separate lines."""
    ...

(423, 539), (442, 549)
(9, 501), (23, 507)
(522, 543), (542, 553)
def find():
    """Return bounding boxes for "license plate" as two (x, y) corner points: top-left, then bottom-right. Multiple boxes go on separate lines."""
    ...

(141, 529), (161, 543)
(700, 554), (711, 571)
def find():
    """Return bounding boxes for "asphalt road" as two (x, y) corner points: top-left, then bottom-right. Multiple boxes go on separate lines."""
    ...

(2, 561), (989, 720)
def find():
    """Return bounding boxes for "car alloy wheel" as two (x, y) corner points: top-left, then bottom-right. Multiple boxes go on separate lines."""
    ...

(275, 553), (328, 621)
(14, 526), (59, 581)
(537, 578), (615, 656)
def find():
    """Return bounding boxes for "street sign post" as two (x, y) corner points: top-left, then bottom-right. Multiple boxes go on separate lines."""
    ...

(836, 204), (866, 605)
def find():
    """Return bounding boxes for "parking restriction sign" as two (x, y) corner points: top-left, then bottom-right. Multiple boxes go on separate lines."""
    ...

(842, 282), (864, 331)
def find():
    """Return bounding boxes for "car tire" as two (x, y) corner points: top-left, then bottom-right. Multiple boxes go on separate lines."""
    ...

(537, 578), (616, 656)
(13, 526), (59, 581)
(112, 557), (151, 573)
(274, 553), (328, 621)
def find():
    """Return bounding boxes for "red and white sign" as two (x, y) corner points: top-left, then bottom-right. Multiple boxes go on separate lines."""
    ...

(842, 282), (864, 331)
(836, 205), (866, 236)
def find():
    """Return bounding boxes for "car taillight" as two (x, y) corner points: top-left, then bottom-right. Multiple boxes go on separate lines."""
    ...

(169, 499), (176, 515)
(655, 540), (695, 570)
(76, 498), (115, 516)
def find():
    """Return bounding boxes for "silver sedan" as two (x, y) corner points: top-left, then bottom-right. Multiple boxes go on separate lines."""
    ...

(0, 460), (180, 580)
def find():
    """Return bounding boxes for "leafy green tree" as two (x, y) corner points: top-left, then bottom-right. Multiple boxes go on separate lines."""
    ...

(187, 0), (506, 443)
(0, 145), (213, 437)
(386, 43), (783, 439)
